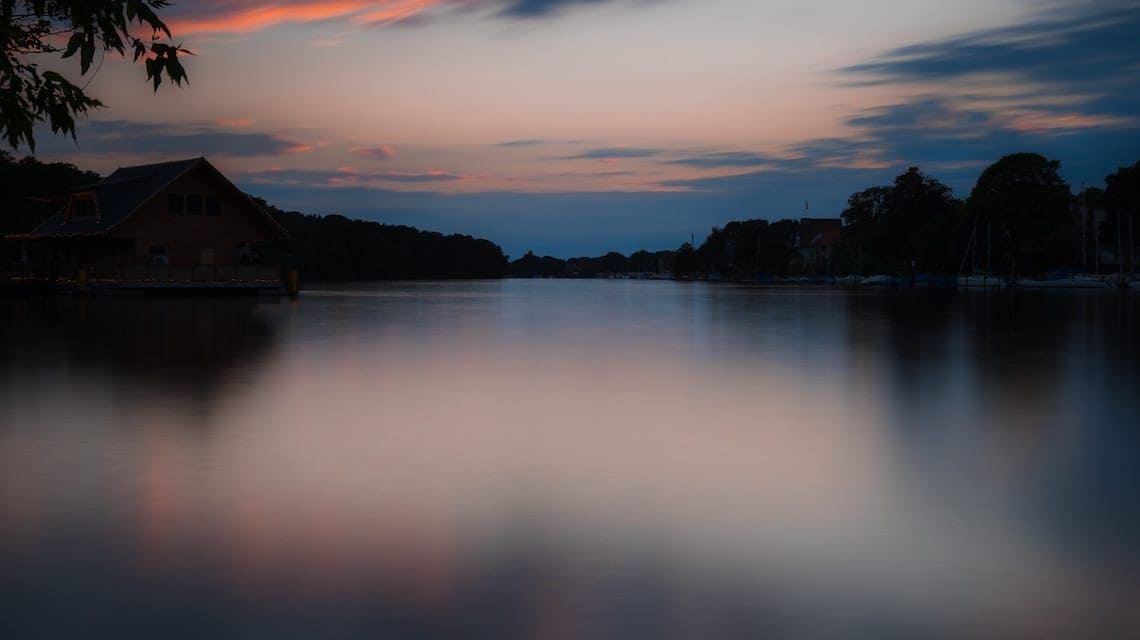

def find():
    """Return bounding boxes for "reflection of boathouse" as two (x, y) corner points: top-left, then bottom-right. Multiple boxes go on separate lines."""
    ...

(9, 157), (291, 294)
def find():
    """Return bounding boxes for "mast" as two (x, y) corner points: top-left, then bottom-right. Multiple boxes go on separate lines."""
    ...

(958, 216), (977, 277)
(1095, 209), (1100, 274)
(1080, 184), (1087, 270)
(972, 218), (977, 274)
(1117, 210), (1124, 278)
(754, 223), (761, 278)
(987, 219), (992, 275)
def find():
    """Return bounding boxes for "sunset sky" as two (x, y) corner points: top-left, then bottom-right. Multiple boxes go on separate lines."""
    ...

(29, 0), (1140, 257)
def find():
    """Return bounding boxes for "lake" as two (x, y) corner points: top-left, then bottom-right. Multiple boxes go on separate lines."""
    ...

(2, 280), (1138, 638)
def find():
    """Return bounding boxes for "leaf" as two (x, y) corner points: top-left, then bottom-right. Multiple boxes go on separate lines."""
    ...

(62, 32), (84, 59)
(166, 55), (186, 86)
(80, 34), (95, 74)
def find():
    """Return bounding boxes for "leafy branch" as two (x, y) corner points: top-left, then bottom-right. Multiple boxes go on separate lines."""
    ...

(1, 0), (192, 150)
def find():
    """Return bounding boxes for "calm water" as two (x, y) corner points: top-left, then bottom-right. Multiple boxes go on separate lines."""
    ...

(2, 281), (1139, 639)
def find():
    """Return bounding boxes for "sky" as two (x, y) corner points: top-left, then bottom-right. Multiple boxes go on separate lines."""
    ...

(27, 0), (1140, 258)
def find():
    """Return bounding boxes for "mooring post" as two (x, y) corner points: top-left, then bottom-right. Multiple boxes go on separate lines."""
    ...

(287, 268), (299, 297)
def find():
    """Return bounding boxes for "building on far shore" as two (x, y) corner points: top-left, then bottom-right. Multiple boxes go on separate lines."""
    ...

(795, 217), (843, 275)
(7, 157), (291, 292)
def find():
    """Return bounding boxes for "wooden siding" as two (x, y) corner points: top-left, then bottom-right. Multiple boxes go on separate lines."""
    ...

(111, 165), (280, 266)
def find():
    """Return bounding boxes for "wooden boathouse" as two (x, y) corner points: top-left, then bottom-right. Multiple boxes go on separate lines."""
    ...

(6, 157), (294, 295)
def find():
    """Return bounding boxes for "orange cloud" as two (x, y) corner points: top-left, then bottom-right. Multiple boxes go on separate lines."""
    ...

(352, 0), (447, 26)
(1004, 111), (1134, 134)
(167, 1), (449, 36)
(217, 118), (256, 128)
(285, 144), (315, 153)
(169, 1), (373, 35)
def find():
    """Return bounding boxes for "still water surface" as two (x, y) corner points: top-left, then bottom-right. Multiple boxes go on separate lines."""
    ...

(2, 280), (1139, 638)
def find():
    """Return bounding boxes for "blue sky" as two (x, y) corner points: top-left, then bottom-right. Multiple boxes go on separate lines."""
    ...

(27, 0), (1140, 257)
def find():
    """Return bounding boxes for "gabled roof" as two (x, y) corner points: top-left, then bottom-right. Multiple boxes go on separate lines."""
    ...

(797, 217), (842, 248)
(22, 157), (287, 239)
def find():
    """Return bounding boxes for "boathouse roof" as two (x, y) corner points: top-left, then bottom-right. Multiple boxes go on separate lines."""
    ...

(23, 157), (287, 239)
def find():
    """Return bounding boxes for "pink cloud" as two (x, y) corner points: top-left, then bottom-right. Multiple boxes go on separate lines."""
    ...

(217, 118), (256, 128)
(1003, 111), (1134, 134)
(166, 1), (451, 36)
(352, 0), (448, 26)
(350, 145), (397, 159)
(168, 1), (373, 36)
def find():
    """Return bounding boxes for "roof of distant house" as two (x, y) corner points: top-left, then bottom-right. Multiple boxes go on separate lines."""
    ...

(22, 157), (286, 239)
(798, 217), (842, 248)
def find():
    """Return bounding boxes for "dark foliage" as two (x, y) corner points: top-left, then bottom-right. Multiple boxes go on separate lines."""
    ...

(261, 201), (508, 281)
(672, 242), (700, 278)
(0, 150), (99, 200)
(697, 218), (799, 278)
(1, 154), (507, 280)
(508, 248), (676, 278)
(841, 167), (962, 275)
(1, 0), (192, 150)
(1103, 161), (1140, 271)
(508, 251), (567, 277)
(966, 153), (1074, 276)
(1, 151), (99, 263)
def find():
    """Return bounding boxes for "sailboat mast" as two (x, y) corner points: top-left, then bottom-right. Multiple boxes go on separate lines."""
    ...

(987, 219), (992, 275)
(1081, 184), (1088, 270)
(972, 218), (977, 274)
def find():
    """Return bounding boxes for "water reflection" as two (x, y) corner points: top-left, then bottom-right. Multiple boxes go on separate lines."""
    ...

(1, 283), (1138, 638)
(0, 297), (279, 415)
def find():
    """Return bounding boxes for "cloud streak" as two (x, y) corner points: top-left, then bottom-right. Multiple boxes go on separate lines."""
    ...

(165, 0), (638, 36)
(664, 151), (770, 169)
(495, 139), (548, 147)
(569, 147), (663, 160)
(243, 166), (468, 188)
(817, 2), (1140, 188)
(841, 2), (1140, 123)
(351, 145), (398, 159)
(39, 120), (312, 158)
(499, 0), (614, 18)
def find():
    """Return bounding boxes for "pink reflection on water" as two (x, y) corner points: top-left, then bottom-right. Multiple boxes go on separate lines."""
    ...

(3, 287), (1139, 636)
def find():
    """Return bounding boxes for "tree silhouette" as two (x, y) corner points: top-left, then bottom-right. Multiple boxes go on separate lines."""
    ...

(967, 153), (1073, 276)
(1104, 161), (1140, 273)
(1, 0), (191, 150)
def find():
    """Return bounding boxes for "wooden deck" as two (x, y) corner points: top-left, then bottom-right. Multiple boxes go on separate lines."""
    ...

(3, 263), (292, 297)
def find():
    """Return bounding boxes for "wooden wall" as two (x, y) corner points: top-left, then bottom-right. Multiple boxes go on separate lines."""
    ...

(113, 165), (283, 266)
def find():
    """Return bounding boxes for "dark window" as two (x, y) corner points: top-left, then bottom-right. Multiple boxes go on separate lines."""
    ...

(168, 194), (184, 215)
(69, 195), (96, 219)
(149, 245), (166, 256)
(205, 195), (221, 216)
(187, 194), (203, 215)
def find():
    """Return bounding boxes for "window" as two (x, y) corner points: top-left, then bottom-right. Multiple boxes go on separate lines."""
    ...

(168, 194), (184, 215)
(187, 194), (203, 215)
(149, 245), (168, 266)
(205, 195), (221, 216)
(68, 194), (97, 220)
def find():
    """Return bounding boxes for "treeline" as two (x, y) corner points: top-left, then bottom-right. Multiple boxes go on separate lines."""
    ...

(507, 219), (803, 279)
(1, 152), (100, 265)
(258, 201), (507, 280)
(0, 153), (509, 280)
(836, 153), (1138, 277)
(518, 152), (1137, 281)
(509, 249), (678, 277)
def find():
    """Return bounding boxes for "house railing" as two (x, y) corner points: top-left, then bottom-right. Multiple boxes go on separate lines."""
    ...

(7, 262), (284, 284)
